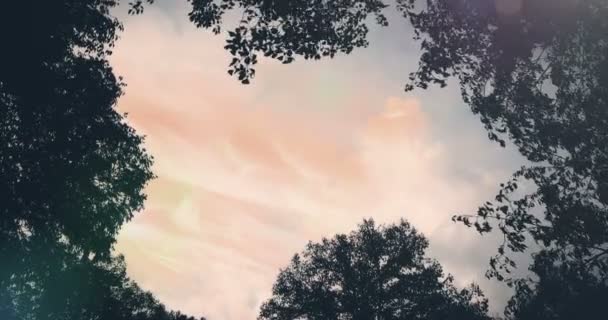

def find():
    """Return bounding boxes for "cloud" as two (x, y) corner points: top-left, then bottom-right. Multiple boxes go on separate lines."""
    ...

(112, 3), (523, 319)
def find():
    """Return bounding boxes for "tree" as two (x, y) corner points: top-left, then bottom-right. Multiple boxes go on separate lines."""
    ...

(259, 219), (490, 320)
(173, 0), (390, 84)
(504, 250), (608, 320)
(5, 252), (206, 320)
(397, 0), (608, 282)
(0, 0), (153, 268)
(0, 1), (195, 318)
(4, 0), (606, 317)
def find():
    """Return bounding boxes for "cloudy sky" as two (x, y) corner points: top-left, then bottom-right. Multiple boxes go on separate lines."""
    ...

(112, 2), (527, 319)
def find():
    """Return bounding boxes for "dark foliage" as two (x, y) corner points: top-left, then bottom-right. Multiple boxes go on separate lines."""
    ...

(0, 1), (202, 319)
(0, 0), (152, 270)
(396, 0), (608, 282)
(3, 0), (606, 319)
(259, 219), (490, 320)
(5, 252), (205, 320)
(183, 0), (389, 84)
(505, 251), (608, 320)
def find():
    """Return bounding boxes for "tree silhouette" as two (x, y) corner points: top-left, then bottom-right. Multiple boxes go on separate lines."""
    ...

(5, 252), (205, 320)
(3, 0), (607, 318)
(505, 250), (608, 320)
(398, 0), (608, 282)
(0, 0), (152, 266)
(259, 219), (490, 320)
(167, 0), (389, 84)
(0, 2), (204, 319)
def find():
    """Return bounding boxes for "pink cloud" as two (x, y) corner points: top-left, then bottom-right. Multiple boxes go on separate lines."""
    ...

(113, 4), (515, 319)
(116, 92), (484, 319)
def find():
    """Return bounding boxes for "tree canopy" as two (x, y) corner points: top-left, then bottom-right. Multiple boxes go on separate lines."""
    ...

(400, 0), (608, 282)
(0, 0), (153, 267)
(140, 0), (390, 84)
(2, 0), (607, 319)
(0, 1), (196, 319)
(505, 250), (608, 320)
(259, 219), (490, 320)
(4, 253), (205, 320)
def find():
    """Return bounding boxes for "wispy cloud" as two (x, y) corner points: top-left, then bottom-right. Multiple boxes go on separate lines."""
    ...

(113, 4), (523, 319)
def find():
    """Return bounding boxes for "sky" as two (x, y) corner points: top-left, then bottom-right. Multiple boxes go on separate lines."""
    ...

(111, 2), (528, 319)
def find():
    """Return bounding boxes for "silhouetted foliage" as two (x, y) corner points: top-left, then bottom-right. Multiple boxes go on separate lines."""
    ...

(505, 250), (608, 320)
(181, 0), (389, 84)
(0, 0), (152, 266)
(4, 0), (607, 318)
(397, 0), (608, 282)
(4, 252), (205, 320)
(0, 1), (204, 319)
(259, 219), (490, 320)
